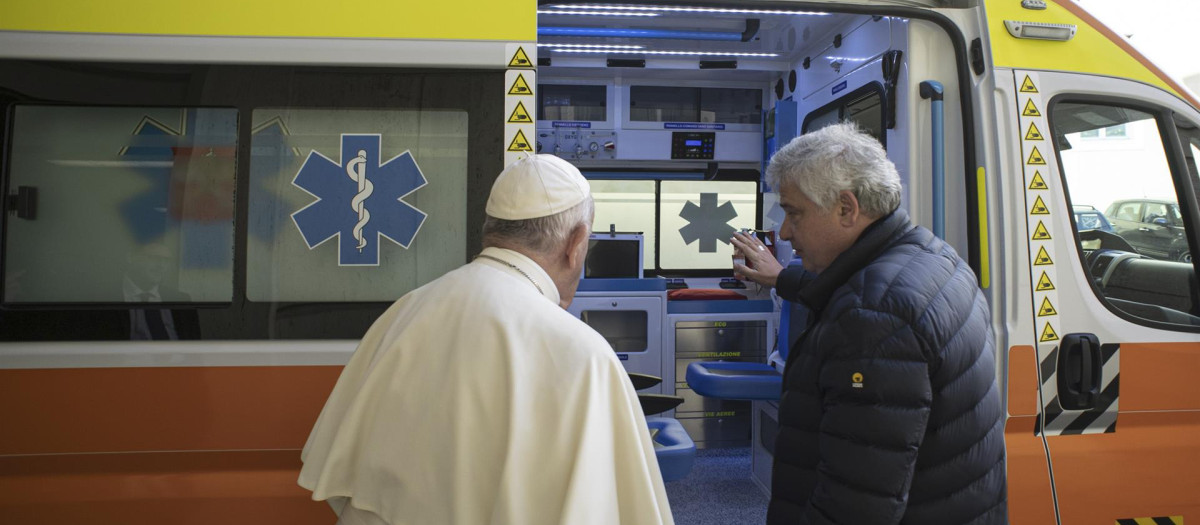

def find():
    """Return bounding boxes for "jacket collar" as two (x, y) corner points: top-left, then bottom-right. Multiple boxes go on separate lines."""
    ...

(796, 208), (914, 311)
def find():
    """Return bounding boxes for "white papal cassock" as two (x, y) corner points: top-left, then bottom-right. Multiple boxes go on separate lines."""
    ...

(299, 246), (674, 525)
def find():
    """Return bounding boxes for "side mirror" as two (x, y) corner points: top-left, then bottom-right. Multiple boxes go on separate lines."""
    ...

(1152, 217), (1170, 227)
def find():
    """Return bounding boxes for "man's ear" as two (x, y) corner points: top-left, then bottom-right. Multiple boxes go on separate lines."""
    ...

(564, 222), (590, 269)
(837, 190), (861, 226)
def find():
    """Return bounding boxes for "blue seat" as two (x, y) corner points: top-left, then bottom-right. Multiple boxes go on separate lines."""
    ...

(685, 361), (782, 400)
(647, 416), (695, 482)
(685, 261), (809, 403)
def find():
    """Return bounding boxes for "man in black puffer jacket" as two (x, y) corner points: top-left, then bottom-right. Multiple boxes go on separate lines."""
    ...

(732, 122), (1007, 525)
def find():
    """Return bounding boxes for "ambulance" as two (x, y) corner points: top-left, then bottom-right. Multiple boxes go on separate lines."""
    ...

(0, 0), (1196, 523)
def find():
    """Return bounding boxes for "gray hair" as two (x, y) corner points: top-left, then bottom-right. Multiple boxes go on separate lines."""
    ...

(766, 121), (901, 218)
(481, 196), (594, 254)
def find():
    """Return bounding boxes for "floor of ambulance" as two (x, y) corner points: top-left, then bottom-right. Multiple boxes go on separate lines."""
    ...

(665, 447), (768, 525)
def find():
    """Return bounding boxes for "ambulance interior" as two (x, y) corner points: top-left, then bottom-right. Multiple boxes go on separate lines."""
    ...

(536, 3), (972, 493)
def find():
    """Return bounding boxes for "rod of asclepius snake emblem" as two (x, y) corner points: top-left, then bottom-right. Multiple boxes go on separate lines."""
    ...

(345, 150), (373, 253)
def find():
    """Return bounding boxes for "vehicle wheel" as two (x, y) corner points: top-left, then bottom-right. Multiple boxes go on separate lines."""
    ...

(1179, 251), (1194, 263)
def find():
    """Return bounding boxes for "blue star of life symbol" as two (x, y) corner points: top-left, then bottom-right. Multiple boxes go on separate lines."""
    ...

(292, 134), (428, 266)
(679, 192), (738, 253)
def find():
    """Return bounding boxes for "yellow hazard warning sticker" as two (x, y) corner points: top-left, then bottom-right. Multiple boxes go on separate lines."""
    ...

(1023, 99), (1042, 117)
(1034, 246), (1054, 266)
(1038, 297), (1058, 317)
(508, 73), (533, 95)
(1020, 75), (1039, 93)
(1036, 271), (1055, 291)
(1030, 195), (1050, 215)
(503, 67), (535, 166)
(507, 46), (533, 68)
(1028, 171), (1048, 190)
(1040, 322), (1059, 342)
(1025, 122), (1044, 141)
(1032, 221), (1052, 240)
(1027, 146), (1047, 165)
(507, 129), (533, 152)
(507, 101), (532, 123)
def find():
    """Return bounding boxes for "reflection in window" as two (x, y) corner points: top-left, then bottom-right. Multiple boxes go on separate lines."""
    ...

(1081, 124), (1128, 139)
(247, 109), (468, 302)
(3, 106), (237, 304)
(1052, 102), (1198, 327)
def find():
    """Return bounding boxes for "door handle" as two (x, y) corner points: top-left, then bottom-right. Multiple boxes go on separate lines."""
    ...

(1057, 333), (1102, 410)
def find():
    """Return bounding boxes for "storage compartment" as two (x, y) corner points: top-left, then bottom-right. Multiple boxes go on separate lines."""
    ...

(675, 385), (752, 415)
(678, 414), (753, 449)
(580, 309), (649, 353)
(675, 320), (767, 358)
(629, 86), (762, 124)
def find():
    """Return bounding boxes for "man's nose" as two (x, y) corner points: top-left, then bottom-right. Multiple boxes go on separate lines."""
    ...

(778, 220), (793, 242)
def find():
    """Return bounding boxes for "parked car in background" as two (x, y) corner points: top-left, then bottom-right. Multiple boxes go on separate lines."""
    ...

(1105, 198), (1194, 262)
(1072, 205), (1115, 233)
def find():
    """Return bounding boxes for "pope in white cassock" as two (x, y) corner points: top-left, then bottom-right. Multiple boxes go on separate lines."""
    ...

(298, 155), (675, 525)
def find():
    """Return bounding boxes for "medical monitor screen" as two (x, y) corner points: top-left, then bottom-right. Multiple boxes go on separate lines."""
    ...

(585, 237), (643, 279)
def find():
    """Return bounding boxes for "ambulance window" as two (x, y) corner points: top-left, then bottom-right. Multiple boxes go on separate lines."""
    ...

(1051, 101), (1199, 328)
(588, 180), (656, 271)
(2, 105), (237, 305)
(801, 84), (885, 147)
(658, 180), (758, 271)
(246, 108), (468, 302)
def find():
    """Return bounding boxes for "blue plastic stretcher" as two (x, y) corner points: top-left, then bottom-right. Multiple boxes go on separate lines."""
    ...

(647, 416), (695, 482)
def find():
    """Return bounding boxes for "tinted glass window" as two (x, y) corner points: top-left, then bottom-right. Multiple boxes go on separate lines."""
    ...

(1052, 101), (1198, 327)
(0, 60), (499, 341)
(246, 108), (467, 302)
(4, 106), (237, 305)
(802, 85), (885, 147)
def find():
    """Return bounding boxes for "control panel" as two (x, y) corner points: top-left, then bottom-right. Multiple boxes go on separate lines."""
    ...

(670, 132), (716, 160)
(537, 129), (617, 160)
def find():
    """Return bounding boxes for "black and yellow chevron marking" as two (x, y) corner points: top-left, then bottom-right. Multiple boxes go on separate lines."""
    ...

(1116, 516), (1183, 525)
(1037, 343), (1121, 435)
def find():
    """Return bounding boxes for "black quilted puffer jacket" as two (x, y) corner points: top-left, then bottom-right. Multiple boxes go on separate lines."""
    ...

(767, 208), (1007, 525)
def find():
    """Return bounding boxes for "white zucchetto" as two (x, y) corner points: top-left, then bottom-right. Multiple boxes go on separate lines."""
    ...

(486, 154), (590, 220)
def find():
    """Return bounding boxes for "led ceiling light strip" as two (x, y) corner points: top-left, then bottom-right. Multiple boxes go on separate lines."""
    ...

(547, 48), (779, 57)
(548, 4), (828, 16)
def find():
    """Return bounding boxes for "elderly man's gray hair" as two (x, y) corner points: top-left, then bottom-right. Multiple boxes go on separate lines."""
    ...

(482, 197), (594, 254)
(766, 122), (902, 218)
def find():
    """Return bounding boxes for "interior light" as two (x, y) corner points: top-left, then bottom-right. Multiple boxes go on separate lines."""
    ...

(547, 49), (779, 57)
(549, 4), (828, 16)
(538, 43), (646, 50)
(1004, 20), (1076, 41)
(538, 9), (660, 16)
